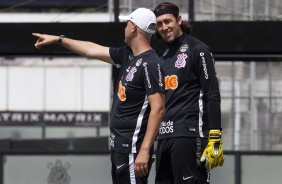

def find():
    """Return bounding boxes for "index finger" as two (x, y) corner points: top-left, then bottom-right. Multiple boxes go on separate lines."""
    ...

(32, 33), (41, 37)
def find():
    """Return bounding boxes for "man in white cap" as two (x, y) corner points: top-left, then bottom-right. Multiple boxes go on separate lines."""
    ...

(32, 8), (165, 184)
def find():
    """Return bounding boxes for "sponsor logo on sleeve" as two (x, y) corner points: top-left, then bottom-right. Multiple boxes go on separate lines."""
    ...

(200, 52), (209, 79)
(157, 63), (163, 87)
(143, 62), (152, 88)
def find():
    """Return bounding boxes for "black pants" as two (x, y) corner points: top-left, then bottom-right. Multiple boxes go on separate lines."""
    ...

(155, 137), (209, 184)
(111, 148), (154, 184)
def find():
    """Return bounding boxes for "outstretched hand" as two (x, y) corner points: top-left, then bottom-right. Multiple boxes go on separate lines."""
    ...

(32, 33), (59, 49)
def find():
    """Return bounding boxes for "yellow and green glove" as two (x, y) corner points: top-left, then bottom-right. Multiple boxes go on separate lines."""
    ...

(200, 129), (225, 170)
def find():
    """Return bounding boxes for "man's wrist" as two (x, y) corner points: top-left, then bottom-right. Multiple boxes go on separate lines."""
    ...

(210, 128), (222, 131)
(58, 34), (65, 44)
(209, 129), (221, 140)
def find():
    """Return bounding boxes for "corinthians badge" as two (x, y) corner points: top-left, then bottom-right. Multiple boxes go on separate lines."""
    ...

(47, 160), (71, 184)
(175, 53), (187, 69)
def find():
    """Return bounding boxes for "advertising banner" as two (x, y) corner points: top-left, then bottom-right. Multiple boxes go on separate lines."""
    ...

(0, 111), (108, 127)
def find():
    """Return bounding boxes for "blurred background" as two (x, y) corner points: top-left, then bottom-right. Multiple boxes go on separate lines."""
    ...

(0, 0), (281, 184)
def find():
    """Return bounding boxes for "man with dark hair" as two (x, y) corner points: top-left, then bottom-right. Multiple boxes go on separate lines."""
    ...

(153, 2), (224, 184)
(32, 8), (165, 184)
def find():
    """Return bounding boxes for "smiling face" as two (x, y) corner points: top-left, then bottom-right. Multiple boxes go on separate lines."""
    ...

(156, 14), (183, 43)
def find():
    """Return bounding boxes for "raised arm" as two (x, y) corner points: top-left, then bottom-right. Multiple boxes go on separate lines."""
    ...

(32, 33), (115, 65)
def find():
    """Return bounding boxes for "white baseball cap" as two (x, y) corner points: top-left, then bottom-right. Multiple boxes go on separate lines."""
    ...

(119, 8), (156, 34)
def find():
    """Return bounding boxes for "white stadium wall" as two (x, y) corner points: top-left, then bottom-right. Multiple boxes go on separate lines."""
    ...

(0, 57), (112, 139)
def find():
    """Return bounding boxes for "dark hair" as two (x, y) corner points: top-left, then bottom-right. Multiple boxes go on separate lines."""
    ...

(153, 2), (192, 40)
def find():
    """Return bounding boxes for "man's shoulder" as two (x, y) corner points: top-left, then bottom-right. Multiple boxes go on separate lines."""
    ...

(185, 34), (210, 51)
(110, 45), (132, 54)
(143, 50), (162, 61)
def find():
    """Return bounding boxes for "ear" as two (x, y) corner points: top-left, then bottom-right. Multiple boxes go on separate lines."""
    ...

(131, 24), (138, 33)
(128, 21), (137, 33)
(177, 15), (182, 26)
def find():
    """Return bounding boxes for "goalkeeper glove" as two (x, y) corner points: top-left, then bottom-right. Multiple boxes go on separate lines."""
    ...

(200, 129), (225, 170)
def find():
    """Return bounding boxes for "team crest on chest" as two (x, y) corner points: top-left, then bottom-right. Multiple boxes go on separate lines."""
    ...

(126, 67), (137, 81)
(175, 53), (187, 68)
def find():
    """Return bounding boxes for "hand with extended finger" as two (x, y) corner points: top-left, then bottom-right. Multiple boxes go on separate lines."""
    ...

(32, 33), (59, 49)
(200, 129), (225, 170)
